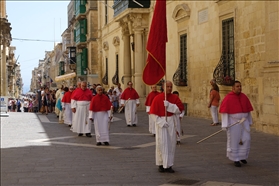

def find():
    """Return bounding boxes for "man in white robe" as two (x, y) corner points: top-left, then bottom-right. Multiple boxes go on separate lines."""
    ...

(62, 86), (73, 127)
(150, 81), (184, 173)
(120, 81), (140, 127)
(89, 86), (112, 146)
(172, 91), (185, 144)
(145, 85), (160, 136)
(219, 80), (253, 167)
(71, 81), (93, 137)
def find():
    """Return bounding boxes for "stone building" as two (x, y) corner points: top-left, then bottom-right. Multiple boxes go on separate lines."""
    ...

(96, 1), (278, 135)
(0, 0), (13, 96)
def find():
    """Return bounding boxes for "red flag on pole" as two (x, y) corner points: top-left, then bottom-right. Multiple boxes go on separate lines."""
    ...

(142, 0), (167, 85)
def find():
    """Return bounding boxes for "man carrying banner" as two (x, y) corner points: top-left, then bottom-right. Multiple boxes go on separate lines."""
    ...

(145, 85), (160, 136)
(120, 81), (140, 127)
(150, 81), (184, 173)
(89, 85), (112, 146)
(219, 80), (253, 167)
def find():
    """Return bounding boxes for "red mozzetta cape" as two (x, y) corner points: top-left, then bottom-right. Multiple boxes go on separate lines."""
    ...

(121, 88), (139, 100)
(145, 91), (160, 106)
(62, 91), (72, 103)
(219, 92), (253, 114)
(89, 94), (112, 112)
(149, 93), (184, 116)
(71, 88), (92, 101)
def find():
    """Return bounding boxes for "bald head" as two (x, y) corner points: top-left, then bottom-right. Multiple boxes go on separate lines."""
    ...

(163, 81), (173, 94)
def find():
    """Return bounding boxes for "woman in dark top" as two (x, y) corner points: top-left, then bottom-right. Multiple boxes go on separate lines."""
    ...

(43, 87), (51, 115)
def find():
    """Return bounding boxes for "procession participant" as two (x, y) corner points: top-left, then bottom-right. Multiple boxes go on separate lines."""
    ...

(89, 85), (112, 146)
(149, 81), (184, 173)
(145, 85), (160, 136)
(71, 81), (93, 137)
(219, 80), (253, 167)
(62, 86), (73, 127)
(120, 81), (140, 127)
(172, 91), (185, 145)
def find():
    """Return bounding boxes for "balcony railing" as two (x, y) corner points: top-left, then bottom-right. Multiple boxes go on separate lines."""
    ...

(113, 0), (150, 17)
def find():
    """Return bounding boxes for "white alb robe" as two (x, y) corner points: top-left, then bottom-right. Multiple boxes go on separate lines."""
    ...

(120, 99), (139, 125)
(151, 102), (181, 169)
(146, 106), (155, 134)
(175, 110), (185, 141)
(71, 100), (92, 133)
(89, 110), (111, 143)
(221, 112), (252, 161)
(62, 102), (72, 125)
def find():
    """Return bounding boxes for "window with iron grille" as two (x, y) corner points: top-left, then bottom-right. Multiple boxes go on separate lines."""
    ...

(112, 54), (119, 85)
(102, 58), (108, 85)
(173, 34), (187, 86)
(213, 18), (235, 86)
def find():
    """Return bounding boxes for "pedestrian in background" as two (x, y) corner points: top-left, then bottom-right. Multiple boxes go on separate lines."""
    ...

(43, 87), (51, 115)
(219, 80), (253, 167)
(208, 79), (220, 126)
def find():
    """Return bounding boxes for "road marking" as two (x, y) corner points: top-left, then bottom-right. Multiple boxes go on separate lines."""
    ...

(29, 134), (196, 149)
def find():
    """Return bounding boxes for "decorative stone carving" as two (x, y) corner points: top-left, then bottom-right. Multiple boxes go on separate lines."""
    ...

(113, 36), (120, 46)
(172, 4), (191, 22)
(103, 41), (109, 51)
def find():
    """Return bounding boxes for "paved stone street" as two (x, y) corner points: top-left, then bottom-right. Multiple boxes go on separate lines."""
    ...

(1, 111), (278, 186)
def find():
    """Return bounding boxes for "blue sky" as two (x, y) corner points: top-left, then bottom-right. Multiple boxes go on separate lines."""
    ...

(6, 1), (70, 93)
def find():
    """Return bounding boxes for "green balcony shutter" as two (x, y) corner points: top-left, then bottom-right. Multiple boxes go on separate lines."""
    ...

(59, 61), (65, 75)
(76, 48), (88, 76)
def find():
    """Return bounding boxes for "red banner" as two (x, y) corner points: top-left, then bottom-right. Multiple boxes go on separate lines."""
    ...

(142, 0), (167, 85)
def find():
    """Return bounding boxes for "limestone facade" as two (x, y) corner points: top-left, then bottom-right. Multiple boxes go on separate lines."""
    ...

(96, 1), (278, 135)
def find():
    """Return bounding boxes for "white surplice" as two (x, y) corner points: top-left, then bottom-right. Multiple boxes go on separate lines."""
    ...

(89, 110), (111, 143)
(62, 102), (72, 125)
(175, 110), (185, 141)
(120, 99), (139, 125)
(71, 100), (91, 133)
(146, 106), (155, 134)
(221, 112), (253, 161)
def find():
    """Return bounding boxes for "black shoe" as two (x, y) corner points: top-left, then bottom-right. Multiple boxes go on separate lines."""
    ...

(165, 167), (175, 173)
(240, 160), (247, 164)
(153, 134), (155, 137)
(127, 125), (131, 127)
(86, 133), (92, 137)
(96, 142), (102, 146)
(104, 142), (109, 146)
(158, 165), (165, 173)
(132, 124), (136, 127)
(68, 125), (72, 127)
(234, 161), (241, 167)
(78, 133), (83, 136)
(177, 141), (181, 145)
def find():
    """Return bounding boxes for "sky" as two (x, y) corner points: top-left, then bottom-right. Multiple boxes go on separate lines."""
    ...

(6, 1), (70, 94)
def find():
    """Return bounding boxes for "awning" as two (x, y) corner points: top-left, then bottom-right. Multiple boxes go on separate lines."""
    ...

(55, 72), (76, 82)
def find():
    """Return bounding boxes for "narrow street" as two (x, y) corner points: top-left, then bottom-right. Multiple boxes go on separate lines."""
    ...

(1, 111), (278, 186)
